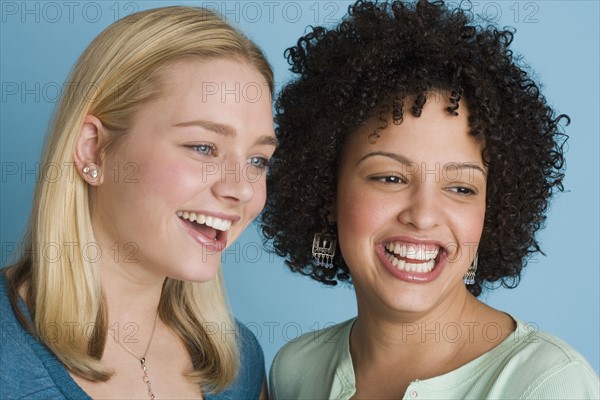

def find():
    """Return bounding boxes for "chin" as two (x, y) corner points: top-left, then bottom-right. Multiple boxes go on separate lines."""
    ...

(170, 273), (219, 284)
(384, 292), (440, 315)
(168, 262), (221, 283)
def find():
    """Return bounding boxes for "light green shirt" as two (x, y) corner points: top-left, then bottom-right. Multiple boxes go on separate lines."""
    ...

(270, 317), (599, 399)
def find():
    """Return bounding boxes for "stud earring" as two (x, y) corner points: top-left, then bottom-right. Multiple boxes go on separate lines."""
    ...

(463, 252), (478, 285)
(312, 231), (337, 269)
(82, 164), (100, 180)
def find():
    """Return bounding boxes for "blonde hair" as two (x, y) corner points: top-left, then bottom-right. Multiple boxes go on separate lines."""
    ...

(6, 6), (273, 390)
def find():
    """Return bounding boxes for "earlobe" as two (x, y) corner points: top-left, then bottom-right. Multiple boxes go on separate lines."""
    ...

(74, 115), (105, 185)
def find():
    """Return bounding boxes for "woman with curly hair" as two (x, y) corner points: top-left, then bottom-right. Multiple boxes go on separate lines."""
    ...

(262, 0), (600, 398)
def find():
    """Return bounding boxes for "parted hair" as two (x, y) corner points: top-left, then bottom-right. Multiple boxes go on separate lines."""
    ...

(5, 6), (272, 391)
(261, 0), (568, 296)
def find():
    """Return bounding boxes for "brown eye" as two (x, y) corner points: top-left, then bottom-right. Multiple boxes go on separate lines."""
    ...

(371, 175), (405, 184)
(447, 186), (476, 196)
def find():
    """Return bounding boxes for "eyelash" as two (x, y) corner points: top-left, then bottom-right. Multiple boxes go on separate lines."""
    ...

(248, 156), (269, 170)
(189, 144), (217, 156)
(446, 186), (477, 196)
(371, 175), (406, 184)
(188, 145), (269, 170)
(370, 175), (478, 198)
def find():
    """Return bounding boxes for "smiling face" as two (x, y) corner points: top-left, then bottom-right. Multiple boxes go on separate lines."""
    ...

(335, 94), (486, 317)
(90, 58), (276, 282)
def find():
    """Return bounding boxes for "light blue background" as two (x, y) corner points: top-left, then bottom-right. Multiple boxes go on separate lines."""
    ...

(1, 0), (598, 376)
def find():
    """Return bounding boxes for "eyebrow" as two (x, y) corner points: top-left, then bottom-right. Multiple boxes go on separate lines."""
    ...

(445, 162), (487, 180)
(357, 151), (487, 179)
(174, 119), (236, 136)
(357, 151), (412, 166)
(173, 119), (277, 146)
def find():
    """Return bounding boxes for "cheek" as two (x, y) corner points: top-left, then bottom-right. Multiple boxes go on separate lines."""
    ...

(453, 204), (486, 246)
(337, 201), (374, 236)
(249, 180), (267, 216)
(336, 181), (387, 244)
(135, 151), (206, 199)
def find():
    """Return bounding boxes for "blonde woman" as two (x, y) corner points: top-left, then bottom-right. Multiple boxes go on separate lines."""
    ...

(0, 6), (275, 399)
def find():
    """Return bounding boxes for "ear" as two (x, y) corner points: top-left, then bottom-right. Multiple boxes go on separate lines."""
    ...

(74, 115), (106, 185)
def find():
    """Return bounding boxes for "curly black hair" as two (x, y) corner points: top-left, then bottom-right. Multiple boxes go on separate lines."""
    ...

(261, 0), (568, 296)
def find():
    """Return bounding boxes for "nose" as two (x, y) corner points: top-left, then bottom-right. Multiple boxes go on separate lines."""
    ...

(396, 184), (442, 231)
(210, 160), (255, 204)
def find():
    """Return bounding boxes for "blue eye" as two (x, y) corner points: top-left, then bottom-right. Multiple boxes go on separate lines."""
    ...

(189, 144), (215, 156)
(248, 156), (269, 169)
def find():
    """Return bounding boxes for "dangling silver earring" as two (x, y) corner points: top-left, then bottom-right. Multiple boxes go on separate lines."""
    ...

(464, 252), (478, 285)
(312, 232), (337, 269)
(82, 164), (100, 180)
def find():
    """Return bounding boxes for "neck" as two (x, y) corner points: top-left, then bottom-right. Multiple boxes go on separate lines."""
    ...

(352, 286), (479, 364)
(350, 286), (515, 379)
(91, 226), (165, 319)
(101, 261), (164, 322)
(100, 261), (165, 361)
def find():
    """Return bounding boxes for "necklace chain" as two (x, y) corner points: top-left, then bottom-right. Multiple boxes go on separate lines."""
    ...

(109, 312), (159, 400)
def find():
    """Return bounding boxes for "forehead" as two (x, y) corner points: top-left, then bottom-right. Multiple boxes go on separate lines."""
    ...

(343, 95), (484, 164)
(156, 57), (270, 98)
(133, 58), (274, 132)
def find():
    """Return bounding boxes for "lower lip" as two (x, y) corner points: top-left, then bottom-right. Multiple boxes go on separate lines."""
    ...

(376, 245), (447, 283)
(178, 217), (227, 253)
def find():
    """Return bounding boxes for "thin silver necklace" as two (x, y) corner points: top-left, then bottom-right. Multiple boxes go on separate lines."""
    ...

(109, 312), (159, 400)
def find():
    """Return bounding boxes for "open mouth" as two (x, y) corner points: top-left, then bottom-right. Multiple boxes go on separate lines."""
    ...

(177, 211), (232, 243)
(383, 241), (442, 274)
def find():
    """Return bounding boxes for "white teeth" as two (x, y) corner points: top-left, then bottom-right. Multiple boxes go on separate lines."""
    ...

(205, 216), (232, 231)
(425, 248), (438, 259)
(398, 259), (406, 271)
(389, 259), (436, 273)
(403, 259), (436, 273)
(385, 241), (439, 261)
(178, 212), (233, 232)
(385, 241), (439, 273)
(387, 252), (407, 271)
